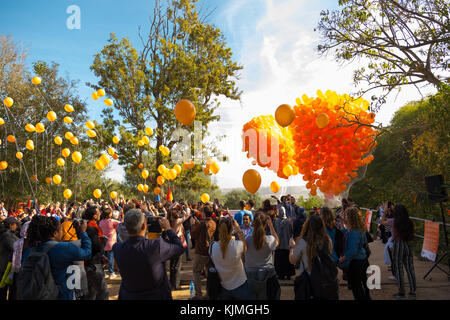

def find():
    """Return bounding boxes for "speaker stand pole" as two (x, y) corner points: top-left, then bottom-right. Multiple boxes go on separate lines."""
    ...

(423, 202), (450, 281)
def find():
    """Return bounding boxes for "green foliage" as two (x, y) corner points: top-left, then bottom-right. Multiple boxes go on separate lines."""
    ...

(296, 195), (325, 209)
(350, 87), (449, 219)
(223, 189), (262, 210)
(89, 0), (243, 193)
(316, 0), (449, 110)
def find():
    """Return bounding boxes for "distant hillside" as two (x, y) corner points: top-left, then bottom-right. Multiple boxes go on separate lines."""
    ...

(221, 185), (311, 199)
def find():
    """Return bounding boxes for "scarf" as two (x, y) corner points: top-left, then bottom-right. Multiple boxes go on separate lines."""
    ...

(88, 220), (103, 237)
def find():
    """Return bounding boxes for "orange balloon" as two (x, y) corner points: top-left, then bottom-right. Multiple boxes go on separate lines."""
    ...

(275, 104), (295, 127)
(174, 99), (196, 126)
(242, 169), (261, 194)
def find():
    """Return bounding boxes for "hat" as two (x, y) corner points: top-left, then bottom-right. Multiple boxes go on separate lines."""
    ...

(4, 216), (19, 226)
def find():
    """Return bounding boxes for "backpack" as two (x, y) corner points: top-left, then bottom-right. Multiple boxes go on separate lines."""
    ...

(16, 241), (60, 300)
(309, 246), (339, 300)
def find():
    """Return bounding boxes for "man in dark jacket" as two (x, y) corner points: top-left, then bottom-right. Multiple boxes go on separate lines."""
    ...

(292, 206), (306, 239)
(113, 209), (184, 300)
(0, 217), (19, 300)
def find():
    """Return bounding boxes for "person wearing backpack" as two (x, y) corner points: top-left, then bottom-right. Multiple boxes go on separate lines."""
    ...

(289, 215), (339, 300)
(19, 215), (91, 300)
(339, 207), (371, 300)
(0, 217), (20, 300)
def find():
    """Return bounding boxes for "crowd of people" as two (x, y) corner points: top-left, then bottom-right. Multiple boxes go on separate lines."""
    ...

(0, 194), (417, 300)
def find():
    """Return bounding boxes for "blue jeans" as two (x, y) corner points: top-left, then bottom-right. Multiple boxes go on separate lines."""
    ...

(184, 230), (191, 259)
(220, 281), (251, 300)
(105, 250), (114, 274)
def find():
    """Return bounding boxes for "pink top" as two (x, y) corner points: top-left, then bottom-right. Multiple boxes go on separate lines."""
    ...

(99, 218), (120, 251)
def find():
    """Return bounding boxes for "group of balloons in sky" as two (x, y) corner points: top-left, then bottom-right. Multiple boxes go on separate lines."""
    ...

(1, 76), (123, 200)
(242, 90), (378, 197)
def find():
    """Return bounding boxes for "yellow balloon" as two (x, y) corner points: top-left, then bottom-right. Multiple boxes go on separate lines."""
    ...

(85, 121), (95, 130)
(95, 160), (104, 171)
(137, 184), (144, 191)
(145, 127), (153, 135)
(52, 174), (62, 184)
(138, 163), (144, 169)
(112, 136), (120, 144)
(201, 193), (210, 203)
(270, 181), (280, 193)
(168, 169), (177, 180)
(113, 153), (118, 160)
(61, 148), (70, 158)
(31, 76), (41, 85)
(45, 177), (52, 184)
(93, 189), (102, 199)
(210, 161), (220, 174)
(275, 104), (295, 127)
(316, 113), (330, 129)
(158, 164), (166, 175)
(142, 135), (150, 145)
(57, 158), (65, 167)
(35, 123), (45, 133)
(141, 169), (149, 179)
(163, 147), (170, 156)
(173, 164), (182, 175)
(65, 132), (74, 140)
(64, 104), (74, 112)
(64, 116), (73, 124)
(16, 152), (23, 160)
(0, 118), (4, 125)
(282, 164), (293, 177)
(100, 154), (110, 166)
(87, 129), (97, 138)
(154, 187), (161, 195)
(54, 136), (63, 145)
(25, 124), (36, 132)
(92, 92), (98, 100)
(108, 147), (115, 156)
(72, 151), (82, 164)
(3, 97), (13, 108)
(70, 137), (79, 145)
(63, 189), (72, 199)
(97, 89), (105, 97)
(0, 161), (7, 170)
(242, 169), (261, 194)
(157, 175), (165, 185)
(26, 140), (34, 150)
(110, 191), (118, 199)
(143, 184), (149, 193)
(104, 98), (113, 106)
(174, 99), (196, 126)
(7, 135), (16, 143)
(46, 111), (57, 122)
(138, 140), (144, 147)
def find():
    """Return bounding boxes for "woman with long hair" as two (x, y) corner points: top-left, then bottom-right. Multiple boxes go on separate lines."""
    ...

(320, 207), (343, 262)
(339, 207), (371, 300)
(210, 217), (251, 300)
(98, 207), (120, 279)
(244, 212), (280, 299)
(391, 204), (416, 299)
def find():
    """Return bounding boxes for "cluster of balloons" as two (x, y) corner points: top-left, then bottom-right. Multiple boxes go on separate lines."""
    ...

(203, 158), (220, 175)
(242, 90), (378, 196)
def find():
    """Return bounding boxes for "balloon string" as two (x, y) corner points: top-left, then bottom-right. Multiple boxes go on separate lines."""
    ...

(1, 105), (36, 199)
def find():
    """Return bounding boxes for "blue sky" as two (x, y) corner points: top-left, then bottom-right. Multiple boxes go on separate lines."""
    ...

(0, 0), (434, 189)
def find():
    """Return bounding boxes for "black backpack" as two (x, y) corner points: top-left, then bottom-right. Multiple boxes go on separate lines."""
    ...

(310, 247), (339, 300)
(16, 241), (60, 300)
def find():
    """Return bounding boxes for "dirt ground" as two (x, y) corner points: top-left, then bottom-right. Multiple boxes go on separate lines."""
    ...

(107, 238), (450, 300)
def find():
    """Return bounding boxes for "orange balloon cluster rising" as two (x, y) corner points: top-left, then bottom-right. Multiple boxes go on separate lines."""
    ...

(242, 90), (378, 196)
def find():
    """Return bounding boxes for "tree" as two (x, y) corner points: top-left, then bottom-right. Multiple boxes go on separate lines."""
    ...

(89, 0), (242, 193)
(223, 189), (262, 210)
(296, 195), (325, 210)
(316, 0), (450, 110)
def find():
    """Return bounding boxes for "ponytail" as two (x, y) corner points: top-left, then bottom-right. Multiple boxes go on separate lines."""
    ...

(253, 214), (267, 250)
(218, 219), (232, 259)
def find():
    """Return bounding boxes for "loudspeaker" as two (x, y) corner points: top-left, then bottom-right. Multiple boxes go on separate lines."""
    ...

(425, 175), (448, 203)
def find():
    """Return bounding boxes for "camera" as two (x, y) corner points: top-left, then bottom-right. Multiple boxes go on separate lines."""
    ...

(146, 214), (163, 233)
